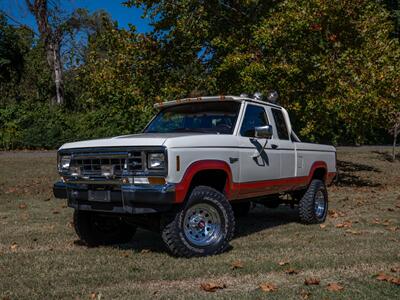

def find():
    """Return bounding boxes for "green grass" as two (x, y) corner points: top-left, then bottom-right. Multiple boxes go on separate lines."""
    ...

(0, 147), (399, 299)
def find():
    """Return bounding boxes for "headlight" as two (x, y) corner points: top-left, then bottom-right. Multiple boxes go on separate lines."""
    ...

(147, 153), (165, 169)
(59, 155), (71, 171)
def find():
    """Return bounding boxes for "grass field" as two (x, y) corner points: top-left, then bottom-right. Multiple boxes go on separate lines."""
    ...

(0, 147), (399, 299)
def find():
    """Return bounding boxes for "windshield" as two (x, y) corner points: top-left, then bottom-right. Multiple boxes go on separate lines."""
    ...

(144, 101), (241, 134)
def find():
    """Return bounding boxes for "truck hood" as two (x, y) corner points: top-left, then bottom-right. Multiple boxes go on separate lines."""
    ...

(59, 133), (206, 150)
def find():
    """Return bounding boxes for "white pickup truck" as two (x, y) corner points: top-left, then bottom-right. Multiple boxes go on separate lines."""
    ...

(54, 95), (336, 257)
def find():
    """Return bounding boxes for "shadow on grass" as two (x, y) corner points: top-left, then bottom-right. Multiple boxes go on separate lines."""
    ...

(234, 205), (297, 239)
(336, 160), (381, 187)
(372, 150), (399, 162)
(72, 205), (298, 255)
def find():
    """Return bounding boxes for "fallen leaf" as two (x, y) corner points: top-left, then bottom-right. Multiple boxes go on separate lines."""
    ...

(345, 229), (361, 235)
(121, 251), (130, 258)
(382, 219), (390, 226)
(231, 260), (244, 270)
(52, 210), (60, 215)
(259, 282), (277, 292)
(89, 292), (97, 299)
(278, 261), (289, 266)
(18, 203), (27, 209)
(304, 278), (320, 285)
(326, 282), (344, 291)
(200, 282), (226, 292)
(387, 226), (398, 232)
(328, 209), (339, 218)
(141, 249), (151, 254)
(372, 218), (381, 224)
(336, 220), (352, 228)
(300, 289), (311, 299)
(319, 224), (327, 229)
(43, 198), (51, 201)
(285, 268), (299, 275)
(375, 272), (400, 285)
(10, 243), (17, 251)
(390, 267), (400, 273)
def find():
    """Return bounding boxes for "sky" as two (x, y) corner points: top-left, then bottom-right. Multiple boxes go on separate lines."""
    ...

(0, 0), (152, 33)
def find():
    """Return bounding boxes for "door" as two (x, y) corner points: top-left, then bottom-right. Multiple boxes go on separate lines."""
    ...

(237, 103), (281, 198)
(270, 107), (296, 179)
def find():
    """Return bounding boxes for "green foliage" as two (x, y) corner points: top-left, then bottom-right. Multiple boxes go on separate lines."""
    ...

(0, 1), (399, 149)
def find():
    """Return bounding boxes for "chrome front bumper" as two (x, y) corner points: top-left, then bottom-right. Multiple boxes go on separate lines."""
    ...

(53, 180), (176, 214)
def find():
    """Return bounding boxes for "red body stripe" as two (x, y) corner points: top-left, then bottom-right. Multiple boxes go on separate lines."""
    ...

(174, 160), (335, 203)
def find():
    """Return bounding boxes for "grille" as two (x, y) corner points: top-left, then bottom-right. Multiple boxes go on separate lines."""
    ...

(70, 151), (143, 177)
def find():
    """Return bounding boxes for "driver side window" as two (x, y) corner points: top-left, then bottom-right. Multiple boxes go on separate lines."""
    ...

(240, 104), (269, 137)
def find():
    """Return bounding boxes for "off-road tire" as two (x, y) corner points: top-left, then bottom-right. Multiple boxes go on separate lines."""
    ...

(161, 186), (235, 257)
(231, 201), (251, 217)
(298, 179), (328, 224)
(74, 210), (136, 246)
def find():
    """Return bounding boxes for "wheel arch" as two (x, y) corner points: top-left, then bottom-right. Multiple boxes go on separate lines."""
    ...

(174, 160), (234, 203)
(308, 161), (328, 184)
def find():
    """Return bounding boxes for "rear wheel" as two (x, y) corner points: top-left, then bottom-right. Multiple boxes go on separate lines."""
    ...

(298, 179), (328, 224)
(73, 210), (136, 246)
(161, 186), (235, 257)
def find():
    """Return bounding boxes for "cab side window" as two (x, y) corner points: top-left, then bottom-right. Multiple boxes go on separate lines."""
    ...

(240, 105), (269, 137)
(271, 108), (289, 140)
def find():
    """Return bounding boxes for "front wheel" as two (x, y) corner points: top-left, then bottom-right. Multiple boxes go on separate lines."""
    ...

(298, 179), (328, 224)
(161, 186), (235, 257)
(74, 210), (136, 246)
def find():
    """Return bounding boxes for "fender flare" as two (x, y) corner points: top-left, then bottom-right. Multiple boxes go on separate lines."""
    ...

(174, 160), (234, 203)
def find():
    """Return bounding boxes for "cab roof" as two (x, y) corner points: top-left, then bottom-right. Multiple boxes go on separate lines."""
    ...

(154, 95), (282, 109)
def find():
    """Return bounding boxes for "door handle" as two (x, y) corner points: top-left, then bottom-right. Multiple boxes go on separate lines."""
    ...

(271, 144), (278, 149)
(229, 157), (239, 164)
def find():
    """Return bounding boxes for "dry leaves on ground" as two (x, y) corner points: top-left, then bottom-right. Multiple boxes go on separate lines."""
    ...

(335, 220), (352, 228)
(90, 292), (102, 299)
(18, 203), (27, 209)
(300, 289), (311, 299)
(200, 282), (226, 292)
(390, 267), (400, 273)
(326, 282), (344, 292)
(278, 260), (289, 266)
(304, 278), (320, 285)
(376, 272), (400, 285)
(387, 226), (398, 232)
(231, 260), (244, 270)
(319, 224), (327, 229)
(345, 229), (361, 235)
(10, 242), (17, 251)
(140, 249), (151, 254)
(285, 268), (299, 275)
(259, 282), (277, 292)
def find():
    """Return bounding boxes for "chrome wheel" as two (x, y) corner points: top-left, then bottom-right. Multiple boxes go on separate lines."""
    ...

(314, 190), (326, 218)
(183, 203), (222, 247)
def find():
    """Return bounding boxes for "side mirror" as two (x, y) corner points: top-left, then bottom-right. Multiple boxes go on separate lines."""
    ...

(255, 125), (273, 139)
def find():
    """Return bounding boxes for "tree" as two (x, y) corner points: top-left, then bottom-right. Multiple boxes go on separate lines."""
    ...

(126, 0), (400, 145)
(24, 1), (110, 105)
(0, 13), (32, 104)
(388, 111), (400, 161)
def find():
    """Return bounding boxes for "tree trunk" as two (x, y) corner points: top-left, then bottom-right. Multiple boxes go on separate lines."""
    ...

(26, 0), (64, 105)
(44, 41), (64, 105)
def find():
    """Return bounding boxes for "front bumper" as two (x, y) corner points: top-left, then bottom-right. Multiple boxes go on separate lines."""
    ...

(53, 181), (176, 214)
